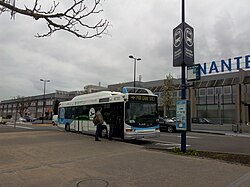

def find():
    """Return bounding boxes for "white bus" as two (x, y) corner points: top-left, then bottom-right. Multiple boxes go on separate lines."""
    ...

(58, 87), (160, 140)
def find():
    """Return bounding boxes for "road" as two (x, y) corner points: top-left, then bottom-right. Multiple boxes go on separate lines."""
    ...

(146, 132), (250, 155)
(0, 127), (249, 187)
(1, 123), (250, 155)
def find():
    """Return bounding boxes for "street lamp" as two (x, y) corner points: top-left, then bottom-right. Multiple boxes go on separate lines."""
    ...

(40, 79), (50, 124)
(129, 55), (141, 92)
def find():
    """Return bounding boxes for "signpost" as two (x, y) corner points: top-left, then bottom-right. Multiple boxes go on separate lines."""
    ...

(173, 0), (194, 152)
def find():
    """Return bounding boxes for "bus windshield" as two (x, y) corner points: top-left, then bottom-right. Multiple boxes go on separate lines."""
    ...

(125, 102), (158, 126)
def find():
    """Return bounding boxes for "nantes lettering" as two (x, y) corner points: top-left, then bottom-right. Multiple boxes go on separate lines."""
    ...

(200, 55), (250, 75)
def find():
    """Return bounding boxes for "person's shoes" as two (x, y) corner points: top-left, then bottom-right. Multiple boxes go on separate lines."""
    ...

(95, 139), (101, 141)
(108, 138), (112, 141)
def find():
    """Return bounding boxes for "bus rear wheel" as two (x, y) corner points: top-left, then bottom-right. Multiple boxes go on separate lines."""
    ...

(65, 124), (70, 132)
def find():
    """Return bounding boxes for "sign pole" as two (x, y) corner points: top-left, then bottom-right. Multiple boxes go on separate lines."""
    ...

(173, 0), (194, 153)
(181, 0), (186, 153)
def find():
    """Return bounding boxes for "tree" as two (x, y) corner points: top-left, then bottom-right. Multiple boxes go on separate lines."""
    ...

(14, 96), (32, 117)
(161, 74), (176, 117)
(0, 0), (109, 38)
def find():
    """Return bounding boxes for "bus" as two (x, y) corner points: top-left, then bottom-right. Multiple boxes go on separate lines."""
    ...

(58, 87), (160, 140)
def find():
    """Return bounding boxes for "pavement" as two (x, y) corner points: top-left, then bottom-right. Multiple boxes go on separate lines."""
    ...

(0, 130), (249, 187)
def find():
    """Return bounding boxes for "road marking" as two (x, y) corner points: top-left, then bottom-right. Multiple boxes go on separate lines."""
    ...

(177, 135), (201, 139)
(155, 142), (191, 149)
(227, 171), (250, 187)
(7, 125), (34, 129)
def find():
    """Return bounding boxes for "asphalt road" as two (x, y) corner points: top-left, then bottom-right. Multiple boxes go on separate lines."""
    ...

(147, 132), (250, 155)
(1, 123), (250, 155)
(0, 128), (249, 187)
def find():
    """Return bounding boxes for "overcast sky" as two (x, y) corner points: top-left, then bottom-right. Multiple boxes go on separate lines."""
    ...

(1, 0), (250, 101)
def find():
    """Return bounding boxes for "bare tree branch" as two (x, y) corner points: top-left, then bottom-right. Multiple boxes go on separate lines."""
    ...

(0, 0), (109, 38)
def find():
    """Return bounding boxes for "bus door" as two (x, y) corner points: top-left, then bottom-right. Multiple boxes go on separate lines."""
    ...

(72, 115), (79, 131)
(111, 103), (124, 139)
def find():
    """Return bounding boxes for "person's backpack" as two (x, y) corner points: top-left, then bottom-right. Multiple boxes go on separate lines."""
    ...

(93, 115), (99, 125)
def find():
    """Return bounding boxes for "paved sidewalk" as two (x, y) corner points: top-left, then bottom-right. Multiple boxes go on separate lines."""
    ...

(0, 131), (249, 187)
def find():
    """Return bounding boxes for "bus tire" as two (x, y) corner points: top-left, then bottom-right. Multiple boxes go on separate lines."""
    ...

(65, 123), (70, 132)
(101, 126), (108, 138)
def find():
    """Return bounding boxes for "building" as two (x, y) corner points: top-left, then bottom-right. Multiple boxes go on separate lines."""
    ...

(108, 70), (250, 133)
(1, 70), (250, 133)
(0, 84), (107, 119)
(0, 90), (83, 119)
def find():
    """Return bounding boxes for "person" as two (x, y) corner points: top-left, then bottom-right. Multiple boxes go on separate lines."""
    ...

(95, 107), (104, 141)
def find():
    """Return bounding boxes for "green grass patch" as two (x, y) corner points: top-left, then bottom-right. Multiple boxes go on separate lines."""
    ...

(171, 147), (198, 156)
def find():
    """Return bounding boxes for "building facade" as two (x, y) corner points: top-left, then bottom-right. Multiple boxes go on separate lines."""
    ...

(108, 70), (250, 132)
(1, 71), (250, 133)
(0, 90), (84, 119)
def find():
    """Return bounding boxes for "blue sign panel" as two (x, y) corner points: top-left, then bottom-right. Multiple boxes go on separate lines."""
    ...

(176, 100), (187, 131)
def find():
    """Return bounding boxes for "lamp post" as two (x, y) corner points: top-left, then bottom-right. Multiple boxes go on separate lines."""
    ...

(129, 55), (141, 92)
(40, 79), (50, 124)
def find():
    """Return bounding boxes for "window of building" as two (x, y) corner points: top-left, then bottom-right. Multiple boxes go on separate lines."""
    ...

(215, 87), (222, 95)
(223, 86), (231, 95)
(199, 88), (206, 96)
(207, 88), (214, 96)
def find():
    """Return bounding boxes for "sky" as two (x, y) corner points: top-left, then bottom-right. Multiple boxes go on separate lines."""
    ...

(1, 0), (250, 101)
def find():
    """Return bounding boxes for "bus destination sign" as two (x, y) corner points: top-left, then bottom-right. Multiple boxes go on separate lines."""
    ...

(129, 95), (156, 102)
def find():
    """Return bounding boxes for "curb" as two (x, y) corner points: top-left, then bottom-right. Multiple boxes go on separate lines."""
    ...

(191, 130), (226, 135)
(191, 130), (250, 137)
(32, 123), (54, 127)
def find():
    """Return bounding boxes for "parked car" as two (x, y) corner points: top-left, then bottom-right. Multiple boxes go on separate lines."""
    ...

(192, 117), (214, 124)
(23, 116), (36, 122)
(159, 117), (176, 133)
(19, 117), (27, 122)
(52, 115), (58, 126)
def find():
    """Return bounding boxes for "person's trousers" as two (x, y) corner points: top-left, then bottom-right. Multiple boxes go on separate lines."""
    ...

(95, 124), (102, 140)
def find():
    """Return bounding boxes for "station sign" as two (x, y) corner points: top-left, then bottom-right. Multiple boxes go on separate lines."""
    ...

(173, 22), (194, 67)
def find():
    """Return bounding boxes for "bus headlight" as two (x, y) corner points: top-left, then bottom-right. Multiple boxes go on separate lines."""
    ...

(126, 129), (134, 132)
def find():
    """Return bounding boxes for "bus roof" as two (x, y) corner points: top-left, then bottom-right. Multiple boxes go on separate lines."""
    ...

(59, 88), (157, 107)
(72, 91), (123, 102)
(59, 91), (125, 107)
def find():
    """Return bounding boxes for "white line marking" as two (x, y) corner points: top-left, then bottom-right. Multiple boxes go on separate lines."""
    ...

(177, 135), (201, 139)
(7, 125), (34, 130)
(227, 171), (250, 187)
(155, 142), (191, 147)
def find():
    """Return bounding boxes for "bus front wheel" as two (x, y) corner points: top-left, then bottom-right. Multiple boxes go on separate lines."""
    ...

(65, 124), (70, 132)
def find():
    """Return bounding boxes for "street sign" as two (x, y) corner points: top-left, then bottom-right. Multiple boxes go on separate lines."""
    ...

(187, 64), (200, 81)
(173, 22), (194, 67)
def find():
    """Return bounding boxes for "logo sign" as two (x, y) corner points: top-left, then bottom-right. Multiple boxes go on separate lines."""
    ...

(187, 64), (200, 81)
(173, 28), (183, 48)
(89, 108), (95, 120)
(173, 22), (194, 67)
